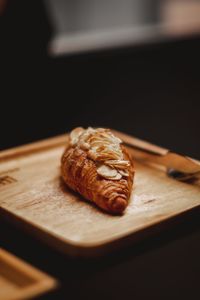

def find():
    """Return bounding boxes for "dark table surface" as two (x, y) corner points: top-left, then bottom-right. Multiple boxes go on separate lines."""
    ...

(1, 209), (200, 300)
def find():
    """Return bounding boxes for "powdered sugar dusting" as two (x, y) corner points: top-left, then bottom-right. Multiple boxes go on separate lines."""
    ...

(126, 193), (157, 214)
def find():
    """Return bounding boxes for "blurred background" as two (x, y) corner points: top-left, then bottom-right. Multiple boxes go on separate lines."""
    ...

(1, 0), (200, 158)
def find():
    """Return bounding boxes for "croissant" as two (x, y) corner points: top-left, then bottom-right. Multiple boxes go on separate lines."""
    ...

(61, 127), (134, 214)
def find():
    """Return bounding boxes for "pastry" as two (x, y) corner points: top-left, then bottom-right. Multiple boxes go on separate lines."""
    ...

(61, 127), (134, 214)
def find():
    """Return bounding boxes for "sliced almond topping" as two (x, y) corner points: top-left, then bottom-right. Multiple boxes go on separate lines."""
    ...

(70, 127), (130, 178)
(70, 127), (84, 146)
(110, 173), (122, 180)
(119, 170), (129, 177)
(81, 142), (90, 150)
(97, 165), (123, 180)
(97, 165), (118, 178)
(104, 159), (130, 169)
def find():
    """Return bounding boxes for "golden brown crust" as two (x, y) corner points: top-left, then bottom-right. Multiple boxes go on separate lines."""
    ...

(61, 139), (134, 215)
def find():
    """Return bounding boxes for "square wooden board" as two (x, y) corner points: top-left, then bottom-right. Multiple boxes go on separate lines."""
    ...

(0, 131), (200, 257)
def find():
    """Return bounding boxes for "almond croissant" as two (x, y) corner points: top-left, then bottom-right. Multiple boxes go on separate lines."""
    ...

(61, 127), (134, 214)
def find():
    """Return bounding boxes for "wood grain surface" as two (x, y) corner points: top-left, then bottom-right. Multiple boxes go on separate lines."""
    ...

(0, 131), (200, 257)
(0, 248), (56, 300)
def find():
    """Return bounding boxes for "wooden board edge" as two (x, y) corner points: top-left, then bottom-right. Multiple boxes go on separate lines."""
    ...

(0, 128), (164, 162)
(1, 129), (199, 165)
(11, 278), (57, 300)
(0, 204), (200, 258)
(0, 134), (68, 162)
(0, 248), (58, 300)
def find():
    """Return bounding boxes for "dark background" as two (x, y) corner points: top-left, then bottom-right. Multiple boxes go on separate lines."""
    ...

(0, 1), (200, 300)
(1, 0), (200, 159)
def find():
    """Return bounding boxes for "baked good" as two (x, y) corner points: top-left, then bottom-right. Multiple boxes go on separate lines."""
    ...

(61, 127), (134, 214)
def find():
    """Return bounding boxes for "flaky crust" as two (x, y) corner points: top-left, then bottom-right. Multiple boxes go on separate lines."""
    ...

(61, 140), (134, 214)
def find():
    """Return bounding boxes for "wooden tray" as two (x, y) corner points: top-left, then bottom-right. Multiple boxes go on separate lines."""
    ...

(0, 248), (56, 300)
(0, 131), (200, 257)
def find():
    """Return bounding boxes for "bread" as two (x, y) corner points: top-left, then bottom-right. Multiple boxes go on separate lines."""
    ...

(61, 127), (134, 214)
